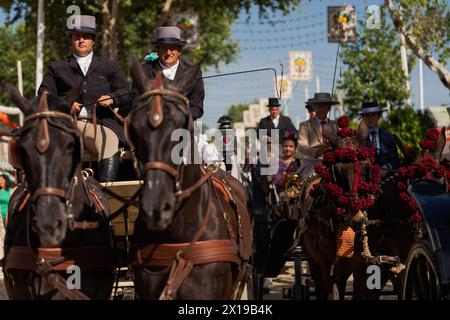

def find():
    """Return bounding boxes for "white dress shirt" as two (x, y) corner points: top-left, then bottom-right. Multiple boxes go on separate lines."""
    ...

(271, 115), (280, 128)
(73, 52), (93, 119)
(159, 60), (180, 80)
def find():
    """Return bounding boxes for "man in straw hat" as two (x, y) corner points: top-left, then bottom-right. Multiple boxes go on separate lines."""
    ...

(38, 15), (131, 182)
(138, 26), (205, 120)
(360, 101), (400, 173)
(296, 92), (339, 177)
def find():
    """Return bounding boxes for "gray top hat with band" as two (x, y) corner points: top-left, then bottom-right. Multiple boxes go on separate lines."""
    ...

(306, 92), (339, 105)
(267, 97), (281, 108)
(152, 26), (186, 47)
(66, 15), (100, 35)
(360, 102), (386, 115)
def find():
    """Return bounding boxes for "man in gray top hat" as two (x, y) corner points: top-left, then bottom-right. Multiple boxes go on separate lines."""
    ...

(38, 15), (131, 182)
(136, 26), (205, 120)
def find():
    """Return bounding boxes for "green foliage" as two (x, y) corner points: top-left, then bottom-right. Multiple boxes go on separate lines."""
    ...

(0, 23), (52, 105)
(337, 6), (414, 118)
(380, 105), (435, 149)
(1, 0), (301, 71)
(226, 103), (249, 123)
(393, 0), (449, 67)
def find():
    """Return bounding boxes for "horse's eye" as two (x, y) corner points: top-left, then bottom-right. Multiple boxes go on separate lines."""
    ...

(66, 142), (75, 151)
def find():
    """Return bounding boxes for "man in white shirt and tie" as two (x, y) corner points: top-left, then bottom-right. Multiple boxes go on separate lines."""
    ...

(360, 102), (400, 175)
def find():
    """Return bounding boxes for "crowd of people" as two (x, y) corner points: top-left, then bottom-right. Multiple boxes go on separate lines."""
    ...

(258, 92), (401, 195)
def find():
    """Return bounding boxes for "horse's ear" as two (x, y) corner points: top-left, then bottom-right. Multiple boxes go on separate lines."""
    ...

(129, 57), (152, 94)
(394, 134), (418, 165)
(434, 127), (447, 161)
(2, 82), (32, 115)
(177, 63), (202, 95)
(355, 119), (368, 147)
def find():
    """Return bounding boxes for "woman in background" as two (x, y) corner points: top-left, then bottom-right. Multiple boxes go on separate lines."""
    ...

(0, 173), (12, 224)
(272, 131), (299, 193)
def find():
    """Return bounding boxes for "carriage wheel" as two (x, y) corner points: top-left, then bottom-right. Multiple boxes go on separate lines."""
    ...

(401, 242), (441, 300)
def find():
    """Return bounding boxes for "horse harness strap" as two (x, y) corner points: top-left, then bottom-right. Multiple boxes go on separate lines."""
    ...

(129, 240), (241, 267)
(32, 187), (67, 202)
(3, 246), (116, 272)
(144, 161), (179, 179)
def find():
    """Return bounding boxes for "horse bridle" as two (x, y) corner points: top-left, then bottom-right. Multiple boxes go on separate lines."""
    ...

(124, 74), (198, 199)
(12, 91), (82, 227)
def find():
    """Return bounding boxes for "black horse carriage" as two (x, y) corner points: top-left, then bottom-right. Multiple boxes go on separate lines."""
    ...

(243, 162), (313, 300)
(400, 179), (450, 300)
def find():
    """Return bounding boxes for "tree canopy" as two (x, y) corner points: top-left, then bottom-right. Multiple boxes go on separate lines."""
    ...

(337, 6), (414, 117)
(385, 0), (449, 88)
(0, 0), (300, 69)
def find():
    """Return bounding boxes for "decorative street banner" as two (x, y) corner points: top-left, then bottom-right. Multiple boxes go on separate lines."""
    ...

(276, 79), (292, 100)
(171, 13), (200, 49)
(289, 51), (312, 81)
(327, 5), (356, 43)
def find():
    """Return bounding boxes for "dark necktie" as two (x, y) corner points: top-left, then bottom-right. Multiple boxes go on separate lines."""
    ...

(370, 130), (377, 150)
(320, 120), (328, 143)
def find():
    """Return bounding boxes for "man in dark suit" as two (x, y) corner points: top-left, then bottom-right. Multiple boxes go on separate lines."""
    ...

(258, 97), (296, 145)
(38, 15), (131, 182)
(138, 26), (204, 120)
(361, 102), (400, 174)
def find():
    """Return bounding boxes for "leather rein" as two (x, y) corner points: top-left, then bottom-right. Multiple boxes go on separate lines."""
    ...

(16, 92), (98, 231)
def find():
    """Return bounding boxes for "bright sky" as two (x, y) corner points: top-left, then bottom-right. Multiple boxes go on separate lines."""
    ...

(1, 0), (449, 129)
(202, 0), (450, 128)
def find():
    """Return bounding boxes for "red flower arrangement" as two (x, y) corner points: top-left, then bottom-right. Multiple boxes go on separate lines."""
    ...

(390, 128), (450, 223)
(419, 128), (440, 151)
(311, 116), (380, 217)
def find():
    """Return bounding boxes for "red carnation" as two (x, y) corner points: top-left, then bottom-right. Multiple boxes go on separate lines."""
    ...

(396, 181), (407, 191)
(409, 212), (422, 223)
(338, 195), (348, 206)
(420, 140), (435, 151)
(426, 128), (439, 140)
(337, 116), (350, 128)
(398, 167), (408, 177)
(363, 197), (374, 208)
(323, 151), (335, 166)
(337, 127), (356, 138)
(336, 207), (346, 216)
(349, 199), (363, 212)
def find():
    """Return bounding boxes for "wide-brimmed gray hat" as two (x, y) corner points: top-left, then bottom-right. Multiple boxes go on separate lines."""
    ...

(360, 101), (387, 115)
(66, 15), (100, 36)
(306, 92), (339, 105)
(152, 26), (186, 47)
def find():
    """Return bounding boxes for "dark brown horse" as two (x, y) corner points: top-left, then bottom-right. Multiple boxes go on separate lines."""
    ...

(298, 134), (375, 299)
(352, 128), (448, 299)
(126, 59), (251, 300)
(1, 84), (115, 299)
